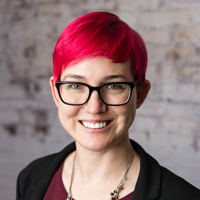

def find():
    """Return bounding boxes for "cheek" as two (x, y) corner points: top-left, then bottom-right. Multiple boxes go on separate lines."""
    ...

(58, 100), (80, 116)
(57, 102), (80, 131)
(115, 94), (137, 132)
(121, 102), (136, 123)
(127, 95), (137, 123)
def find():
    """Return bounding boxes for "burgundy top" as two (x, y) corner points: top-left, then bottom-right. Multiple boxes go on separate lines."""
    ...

(44, 162), (134, 200)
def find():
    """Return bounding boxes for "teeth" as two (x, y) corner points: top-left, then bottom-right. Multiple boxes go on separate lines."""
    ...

(94, 123), (99, 128)
(82, 121), (108, 129)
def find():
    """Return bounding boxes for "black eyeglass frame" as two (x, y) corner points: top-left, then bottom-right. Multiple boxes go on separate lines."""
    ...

(55, 81), (138, 106)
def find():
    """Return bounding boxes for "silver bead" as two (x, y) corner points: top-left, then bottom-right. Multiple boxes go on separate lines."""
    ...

(67, 194), (71, 200)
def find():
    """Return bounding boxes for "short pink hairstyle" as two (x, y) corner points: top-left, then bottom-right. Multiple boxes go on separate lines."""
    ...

(53, 12), (147, 85)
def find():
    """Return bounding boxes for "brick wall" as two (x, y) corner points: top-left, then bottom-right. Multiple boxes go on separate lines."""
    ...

(0, 0), (200, 199)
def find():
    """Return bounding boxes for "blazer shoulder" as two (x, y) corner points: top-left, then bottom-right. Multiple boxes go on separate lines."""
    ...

(16, 142), (76, 199)
(160, 167), (200, 200)
(16, 153), (59, 200)
(18, 153), (58, 184)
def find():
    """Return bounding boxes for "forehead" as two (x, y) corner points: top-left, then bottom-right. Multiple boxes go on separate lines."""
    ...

(60, 57), (134, 82)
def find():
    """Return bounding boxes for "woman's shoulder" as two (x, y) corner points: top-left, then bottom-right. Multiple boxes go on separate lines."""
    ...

(160, 166), (200, 199)
(18, 142), (76, 186)
(17, 142), (76, 199)
(18, 153), (59, 185)
(16, 153), (60, 200)
(130, 139), (200, 199)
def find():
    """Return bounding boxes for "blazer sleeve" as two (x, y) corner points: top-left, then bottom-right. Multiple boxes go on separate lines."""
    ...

(16, 170), (23, 200)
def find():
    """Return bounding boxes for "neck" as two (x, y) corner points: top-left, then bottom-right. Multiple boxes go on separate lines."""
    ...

(74, 136), (134, 187)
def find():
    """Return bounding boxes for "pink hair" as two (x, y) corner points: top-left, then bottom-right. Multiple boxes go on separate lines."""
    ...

(53, 12), (147, 85)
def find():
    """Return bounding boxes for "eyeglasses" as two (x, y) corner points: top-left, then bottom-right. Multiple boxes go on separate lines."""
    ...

(55, 81), (138, 106)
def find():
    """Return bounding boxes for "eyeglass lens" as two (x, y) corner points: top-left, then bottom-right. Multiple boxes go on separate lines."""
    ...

(59, 83), (131, 105)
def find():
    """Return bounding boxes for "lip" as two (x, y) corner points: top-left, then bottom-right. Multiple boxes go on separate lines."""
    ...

(78, 119), (114, 133)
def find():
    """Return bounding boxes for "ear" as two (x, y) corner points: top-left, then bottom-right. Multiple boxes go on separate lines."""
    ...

(136, 79), (151, 109)
(49, 76), (59, 107)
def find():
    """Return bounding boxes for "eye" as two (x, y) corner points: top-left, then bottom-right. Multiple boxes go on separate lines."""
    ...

(107, 84), (123, 90)
(70, 84), (82, 90)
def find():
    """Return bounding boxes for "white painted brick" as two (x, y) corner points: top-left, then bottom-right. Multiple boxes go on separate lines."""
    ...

(117, 10), (138, 27)
(141, 10), (191, 28)
(166, 46), (199, 62)
(162, 81), (200, 103)
(81, 0), (115, 11)
(156, 0), (200, 9)
(0, 109), (19, 124)
(174, 26), (200, 44)
(178, 65), (200, 82)
(118, 0), (161, 12)
(138, 27), (171, 45)
(136, 100), (167, 116)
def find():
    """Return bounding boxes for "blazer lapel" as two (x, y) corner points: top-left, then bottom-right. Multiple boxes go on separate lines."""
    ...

(130, 140), (161, 200)
(24, 183), (49, 200)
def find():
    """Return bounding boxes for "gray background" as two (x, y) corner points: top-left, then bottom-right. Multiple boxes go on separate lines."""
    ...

(0, 0), (200, 199)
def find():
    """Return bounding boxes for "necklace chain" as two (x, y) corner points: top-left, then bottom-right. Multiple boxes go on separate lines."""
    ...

(66, 149), (134, 200)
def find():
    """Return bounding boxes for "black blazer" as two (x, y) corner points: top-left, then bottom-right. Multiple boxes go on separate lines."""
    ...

(16, 140), (200, 200)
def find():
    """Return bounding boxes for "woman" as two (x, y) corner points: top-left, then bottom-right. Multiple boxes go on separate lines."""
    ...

(16, 12), (200, 200)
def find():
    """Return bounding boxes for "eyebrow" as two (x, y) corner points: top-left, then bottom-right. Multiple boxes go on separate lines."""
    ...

(62, 74), (128, 81)
(62, 74), (85, 80)
(103, 75), (128, 81)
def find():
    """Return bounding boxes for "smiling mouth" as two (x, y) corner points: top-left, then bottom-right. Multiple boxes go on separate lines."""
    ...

(80, 121), (111, 129)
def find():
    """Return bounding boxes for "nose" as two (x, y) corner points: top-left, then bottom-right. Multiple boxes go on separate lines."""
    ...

(84, 90), (107, 114)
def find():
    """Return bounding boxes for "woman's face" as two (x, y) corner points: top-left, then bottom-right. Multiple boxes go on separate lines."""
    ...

(52, 57), (137, 151)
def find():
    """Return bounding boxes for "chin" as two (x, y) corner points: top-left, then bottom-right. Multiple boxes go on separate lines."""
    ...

(75, 134), (116, 152)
